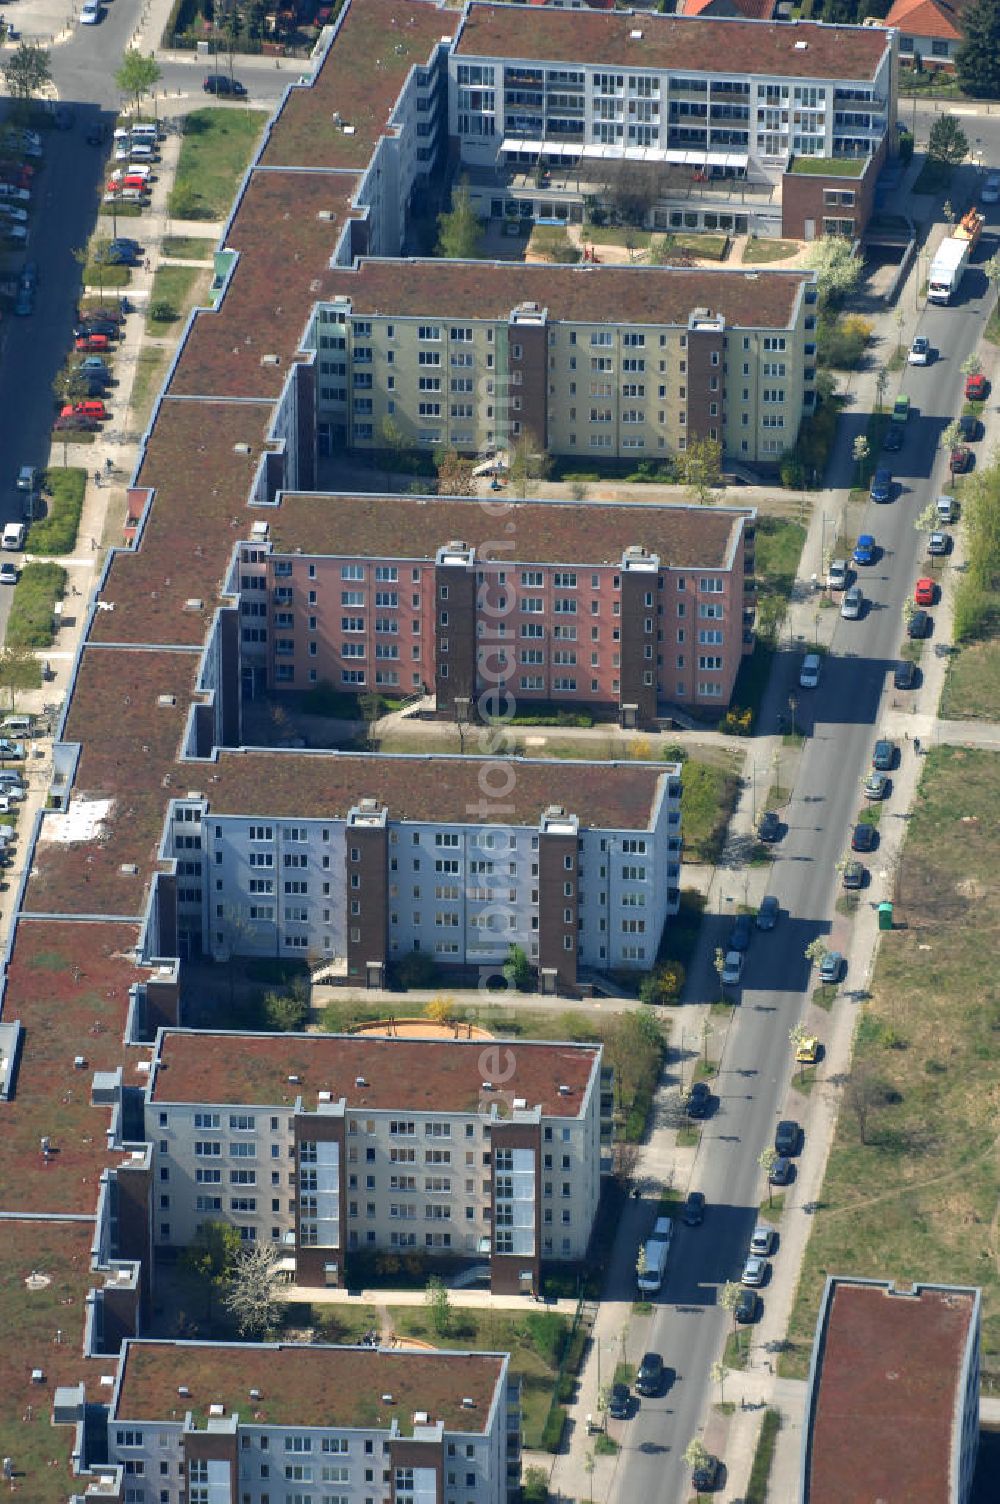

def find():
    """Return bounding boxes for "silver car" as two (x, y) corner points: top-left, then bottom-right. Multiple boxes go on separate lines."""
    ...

(750, 1224), (775, 1257)
(827, 558), (848, 591)
(840, 585), (863, 620)
(799, 653), (821, 689)
(742, 1255), (768, 1286)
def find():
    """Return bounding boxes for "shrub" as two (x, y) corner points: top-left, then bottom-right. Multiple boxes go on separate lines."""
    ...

(540, 1405), (566, 1453)
(660, 742), (688, 762)
(721, 705), (753, 736)
(28, 468), (86, 555)
(522, 1466), (549, 1504)
(150, 300), (179, 322)
(168, 180), (202, 219)
(6, 561), (66, 649)
(639, 963), (685, 1006)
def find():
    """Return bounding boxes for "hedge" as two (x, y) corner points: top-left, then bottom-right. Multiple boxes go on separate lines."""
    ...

(28, 469), (86, 555)
(6, 562), (67, 649)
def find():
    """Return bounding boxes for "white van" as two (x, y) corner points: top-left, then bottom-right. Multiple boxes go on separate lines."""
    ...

(936, 494), (956, 524)
(1, 716), (32, 736)
(129, 143), (156, 164)
(2, 523), (25, 551)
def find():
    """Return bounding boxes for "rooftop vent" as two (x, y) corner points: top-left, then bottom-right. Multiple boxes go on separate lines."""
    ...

(249, 1389), (261, 1401)
(513, 1098), (526, 1110)
(355, 1076), (369, 1088)
(261, 354), (281, 367)
(381, 1393), (394, 1404)
(545, 805), (566, 818)
(359, 798), (379, 813)
(31, 1370), (45, 1385)
(251, 521), (269, 538)
(794, 38), (808, 47)
(558, 1084), (572, 1096)
(209, 1403), (224, 1417)
(318, 1090), (332, 1103)
(234, 442), (252, 455)
(74, 1056), (87, 1070)
(119, 863), (139, 876)
(136, 1061), (151, 1075)
(462, 1397), (476, 1409)
(177, 1386), (190, 1398)
(342, 124), (356, 136)
(482, 1081), (494, 1091)
(414, 1411), (429, 1425)
(288, 1074), (301, 1085)
(157, 694), (176, 708)
(317, 209), (338, 222)
(183, 598), (203, 613)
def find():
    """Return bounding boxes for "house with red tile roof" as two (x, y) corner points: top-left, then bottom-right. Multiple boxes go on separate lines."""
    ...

(882, 0), (969, 69)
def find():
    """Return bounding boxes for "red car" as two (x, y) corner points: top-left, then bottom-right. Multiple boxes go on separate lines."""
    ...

(950, 446), (972, 474)
(75, 333), (110, 352)
(914, 577), (936, 607)
(965, 373), (988, 401)
(60, 399), (107, 422)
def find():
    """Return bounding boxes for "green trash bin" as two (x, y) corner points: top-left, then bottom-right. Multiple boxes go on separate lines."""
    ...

(878, 901), (894, 931)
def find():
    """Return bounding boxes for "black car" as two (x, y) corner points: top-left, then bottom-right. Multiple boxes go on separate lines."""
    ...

(842, 859), (865, 890)
(73, 319), (119, 340)
(870, 466), (893, 503)
(882, 423), (903, 452)
(86, 122), (107, 146)
(692, 1455), (722, 1492)
(758, 810), (781, 843)
(97, 245), (136, 267)
(907, 609), (930, 639)
(635, 1351), (664, 1397)
(728, 914), (753, 953)
(682, 1191), (705, 1227)
(893, 659), (918, 690)
(872, 738), (896, 771)
(769, 1156), (792, 1186)
(110, 237), (142, 257)
(685, 1081), (711, 1119)
(958, 413), (980, 442)
(852, 822), (877, 853)
(756, 895), (779, 931)
(203, 73), (247, 97)
(774, 1119), (800, 1156)
(735, 1288), (759, 1323)
(608, 1382), (630, 1420)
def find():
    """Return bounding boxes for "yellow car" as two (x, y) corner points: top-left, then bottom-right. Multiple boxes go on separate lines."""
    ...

(795, 1036), (819, 1065)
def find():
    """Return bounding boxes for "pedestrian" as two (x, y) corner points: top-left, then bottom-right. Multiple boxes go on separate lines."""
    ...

(105, 456), (113, 474)
(914, 736), (921, 755)
(93, 469), (101, 488)
(144, 256), (151, 272)
(90, 536), (97, 551)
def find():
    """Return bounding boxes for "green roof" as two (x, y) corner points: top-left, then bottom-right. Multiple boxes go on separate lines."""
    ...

(788, 156), (867, 177)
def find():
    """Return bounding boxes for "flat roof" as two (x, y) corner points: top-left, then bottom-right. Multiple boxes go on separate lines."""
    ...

(205, 750), (670, 830)
(0, 1219), (104, 1504)
(151, 1030), (600, 1115)
(455, 1), (890, 80)
(262, 0), (457, 170)
(169, 167), (362, 400)
(115, 1339), (504, 1434)
(270, 492), (748, 568)
(805, 1278), (978, 1504)
(0, 918), (143, 1213)
(90, 399), (273, 648)
(26, 648), (199, 919)
(328, 256), (811, 329)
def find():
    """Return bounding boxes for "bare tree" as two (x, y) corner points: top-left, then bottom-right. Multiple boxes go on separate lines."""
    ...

(224, 1239), (283, 1337)
(845, 1061), (886, 1145)
(612, 1140), (641, 1196)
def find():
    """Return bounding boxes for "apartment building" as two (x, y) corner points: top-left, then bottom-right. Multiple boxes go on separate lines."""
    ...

(146, 1030), (603, 1292)
(105, 1338), (516, 1504)
(163, 753), (681, 989)
(241, 493), (754, 719)
(802, 1277), (981, 1504)
(449, 0), (896, 238)
(311, 257), (817, 464)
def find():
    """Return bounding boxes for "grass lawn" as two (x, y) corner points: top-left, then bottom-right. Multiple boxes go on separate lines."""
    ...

(162, 235), (216, 260)
(742, 237), (799, 264)
(147, 264), (210, 333)
(172, 108), (268, 219)
(941, 634), (1000, 719)
(84, 261), (130, 289)
(755, 514), (808, 599)
(27, 468), (86, 555)
(129, 345), (171, 434)
(788, 156), (865, 177)
(681, 751), (743, 864)
(746, 1409), (782, 1504)
(582, 222), (653, 249)
(388, 1306), (571, 1449)
(6, 561), (66, 650)
(781, 747), (1000, 1379)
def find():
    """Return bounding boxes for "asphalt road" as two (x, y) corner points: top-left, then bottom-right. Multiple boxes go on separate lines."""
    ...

(613, 216), (999, 1503)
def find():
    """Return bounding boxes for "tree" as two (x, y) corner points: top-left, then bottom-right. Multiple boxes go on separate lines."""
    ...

(425, 1276), (453, 1337)
(603, 1010), (663, 1116)
(263, 978), (309, 1031)
(379, 415), (410, 489)
(960, 353), (982, 378)
(845, 1061), (886, 1145)
(789, 1022), (809, 1084)
(940, 419), (964, 455)
(710, 1359), (727, 1406)
(678, 435), (723, 503)
(436, 177), (483, 260)
(508, 435), (552, 499)
(757, 1148), (778, 1211)
(957, 0), (1000, 97)
(804, 938), (828, 969)
(0, 643), (40, 710)
(2, 42), (51, 104)
(803, 236), (861, 305)
(522, 1465), (549, 1504)
(115, 49), (162, 117)
(927, 114), (969, 167)
(503, 943), (533, 992)
(874, 366), (888, 414)
(942, 199), (956, 227)
(638, 962), (685, 1007)
(713, 946), (726, 1003)
(358, 690), (382, 750)
(182, 1220), (241, 1319)
(984, 251), (1000, 292)
(223, 1239), (283, 1337)
(915, 500), (939, 535)
(635, 1243), (648, 1283)
(435, 445), (477, 497)
(685, 1438), (711, 1492)
(719, 1280), (743, 1343)
(612, 1139), (641, 1196)
(852, 434), (870, 488)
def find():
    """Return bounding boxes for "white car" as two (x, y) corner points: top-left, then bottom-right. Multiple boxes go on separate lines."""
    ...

(80, 1), (101, 21)
(0, 185), (29, 203)
(840, 585), (863, 620)
(0, 205), (27, 223)
(907, 335), (930, 366)
(0, 564), (18, 586)
(982, 173), (1000, 205)
(721, 950), (744, 986)
(799, 652), (822, 690)
(827, 558), (848, 591)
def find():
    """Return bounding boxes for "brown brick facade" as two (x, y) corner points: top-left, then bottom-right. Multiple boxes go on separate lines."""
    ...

(685, 322), (725, 445)
(618, 568), (658, 727)
(537, 826), (578, 992)
(435, 560), (476, 717)
(781, 142), (885, 240)
(388, 1438), (445, 1504)
(508, 319), (548, 452)
(114, 1155), (153, 1327)
(346, 816), (389, 985)
(490, 1119), (541, 1296)
(294, 1111), (347, 1288)
(181, 1428), (238, 1496)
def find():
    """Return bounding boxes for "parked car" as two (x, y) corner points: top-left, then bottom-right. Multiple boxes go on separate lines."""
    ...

(96, 244), (136, 267)
(842, 859), (865, 890)
(608, 1383), (630, 1420)
(914, 577), (936, 607)
(720, 950), (744, 986)
(0, 184), (30, 203)
(80, 1), (102, 21)
(635, 1352), (665, 1396)
(927, 531), (950, 557)
(774, 1119), (801, 1156)
(0, 563), (18, 586)
(76, 356), (112, 382)
(691, 1454), (722, 1492)
(870, 467), (893, 503)
(110, 237), (142, 258)
(742, 1255), (767, 1287)
(982, 172), (1000, 204)
(882, 422), (903, 453)
(735, 1288), (759, 1322)
(685, 1081), (712, 1119)
(750, 1224), (775, 1257)
(840, 585), (863, 620)
(908, 609), (930, 639)
(795, 1035), (819, 1065)
(728, 914), (752, 953)
(863, 770), (889, 800)
(768, 1157), (791, 1188)
(75, 333), (110, 352)
(682, 1192), (705, 1227)
(827, 558), (848, 591)
(872, 739), (896, 771)
(894, 659), (918, 690)
(203, 73), (248, 97)
(73, 319), (119, 341)
(86, 122), (107, 146)
(950, 445), (972, 475)
(0, 739), (25, 759)
(819, 951), (844, 985)
(891, 394), (910, 425)
(18, 260), (38, 292)
(756, 895), (779, 931)
(852, 822), (877, 853)
(13, 286), (33, 316)
(907, 335), (931, 365)
(799, 653), (821, 690)
(758, 810), (781, 843)
(853, 533), (876, 566)
(958, 413), (980, 442)
(965, 372), (988, 401)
